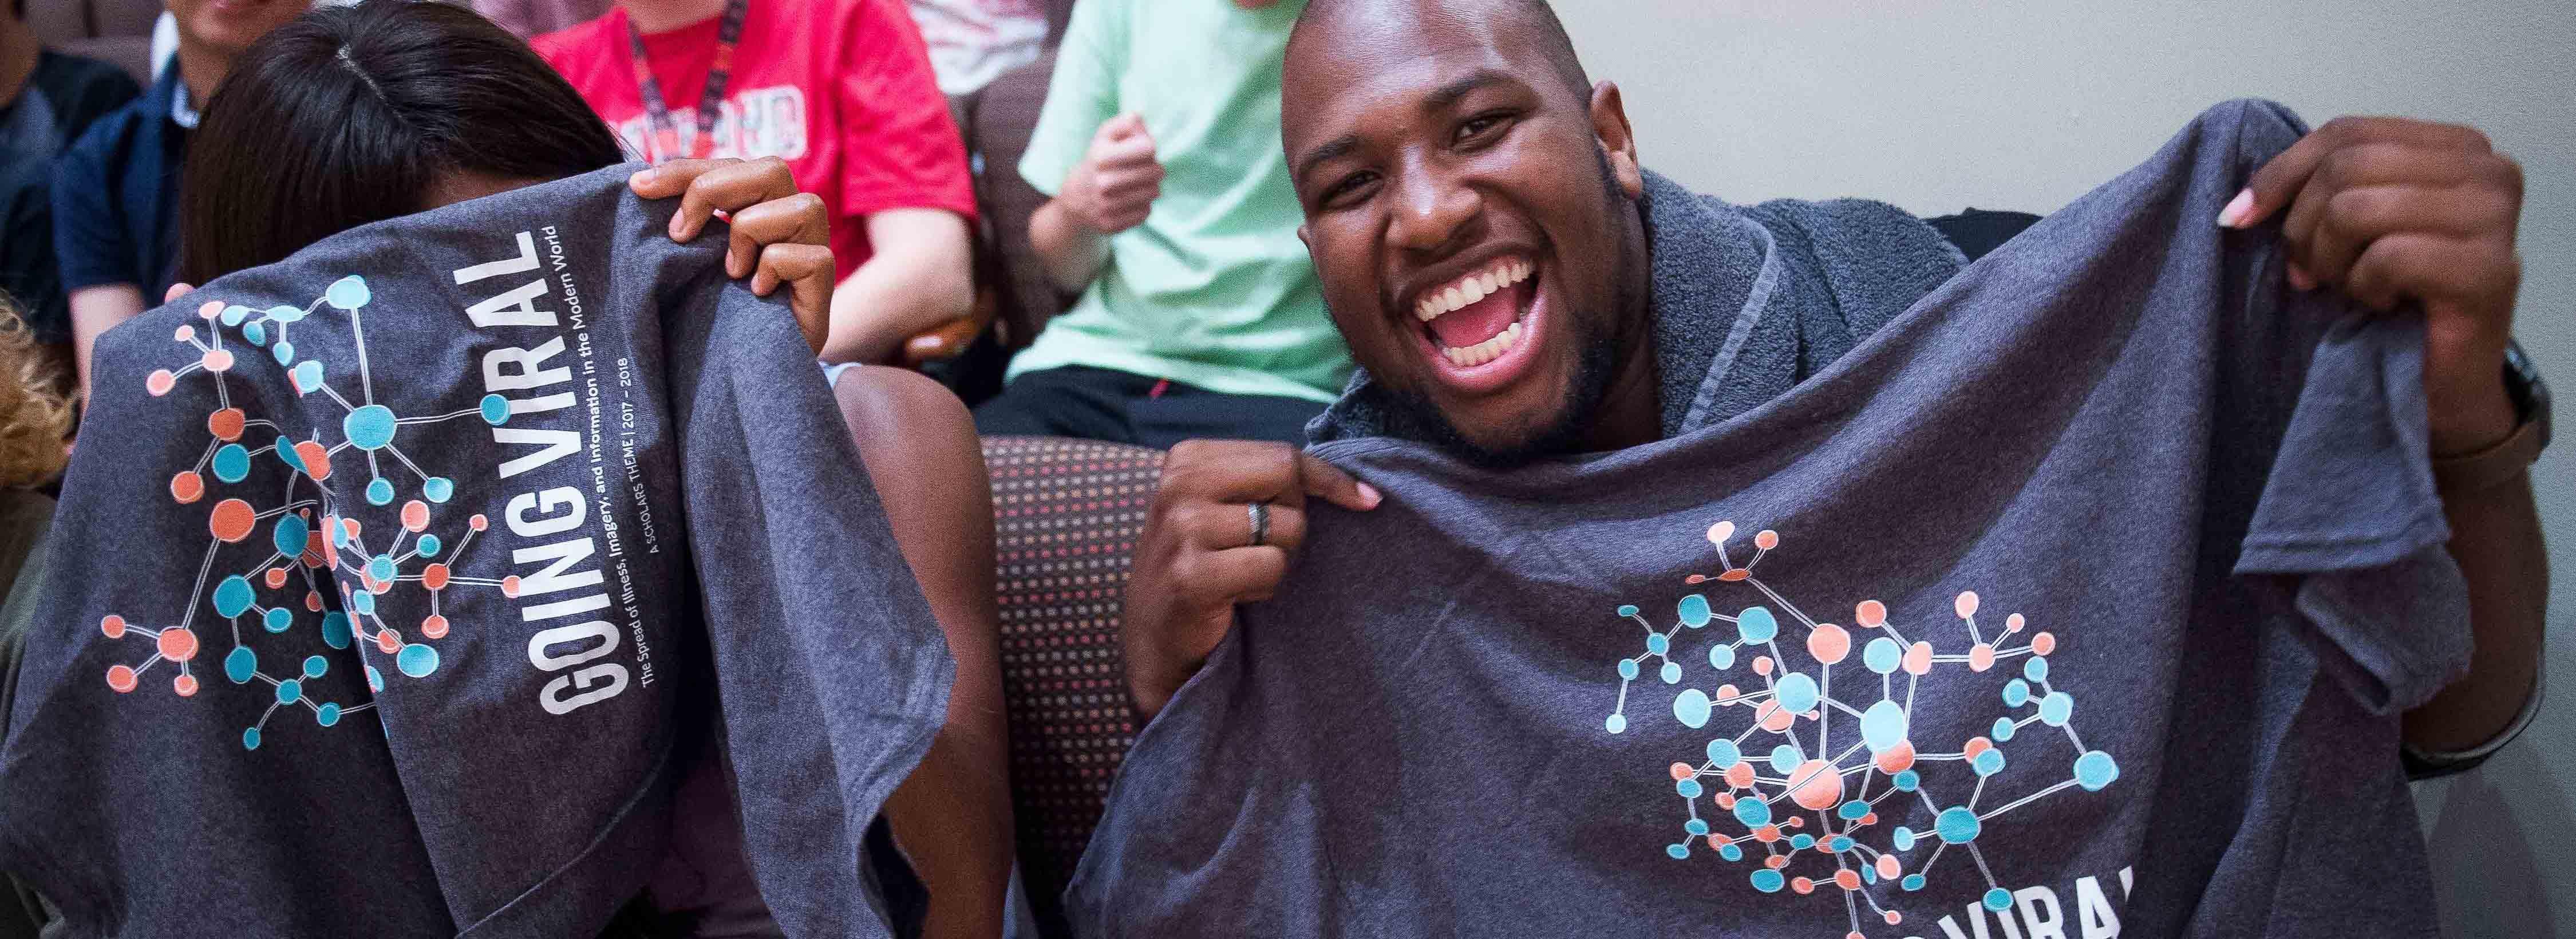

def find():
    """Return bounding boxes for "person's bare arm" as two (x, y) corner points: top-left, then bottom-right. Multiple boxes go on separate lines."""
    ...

(68, 283), (147, 399)
(2405, 474), (2548, 750)
(836, 366), (1011, 938)
(822, 208), (975, 365)
(1030, 113), (1161, 295)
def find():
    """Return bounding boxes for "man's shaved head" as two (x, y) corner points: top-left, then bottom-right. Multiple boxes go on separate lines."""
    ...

(1290, 0), (1591, 101)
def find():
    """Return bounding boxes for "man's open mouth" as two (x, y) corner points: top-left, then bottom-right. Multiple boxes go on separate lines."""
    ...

(1414, 256), (1538, 376)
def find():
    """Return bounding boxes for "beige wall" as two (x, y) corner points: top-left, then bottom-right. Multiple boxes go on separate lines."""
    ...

(1548, 1), (2575, 933)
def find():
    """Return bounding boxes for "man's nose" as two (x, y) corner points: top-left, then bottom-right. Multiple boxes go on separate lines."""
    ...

(1387, 169), (1483, 257)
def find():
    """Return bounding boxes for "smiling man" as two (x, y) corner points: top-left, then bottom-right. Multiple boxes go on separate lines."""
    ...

(1089, 0), (2551, 933)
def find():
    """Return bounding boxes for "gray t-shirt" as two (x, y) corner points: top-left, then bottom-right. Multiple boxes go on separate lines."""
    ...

(0, 166), (953, 937)
(1069, 100), (2467, 937)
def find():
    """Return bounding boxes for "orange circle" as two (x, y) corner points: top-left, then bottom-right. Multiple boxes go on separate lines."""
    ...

(1714, 684), (1740, 704)
(1716, 569), (1751, 582)
(1954, 591), (1980, 618)
(306, 592), (323, 611)
(1764, 854), (1789, 870)
(173, 673), (200, 697)
(145, 369), (176, 396)
(1963, 736), (1993, 761)
(169, 471), (205, 504)
(2031, 632), (2057, 656)
(401, 500), (430, 532)
(501, 575), (521, 598)
(1834, 869), (1862, 890)
(1713, 792), (1737, 809)
(1787, 759), (1844, 810)
(421, 614), (449, 639)
(1753, 530), (1780, 550)
(101, 614), (127, 638)
(469, 514), (489, 531)
(1723, 762), (1756, 788)
(265, 567), (289, 589)
(1903, 641), (1935, 676)
(2004, 612), (2026, 634)
(1875, 855), (1903, 880)
(421, 563), (450, 591)
(376, 629), (402, 654)
(1790, 877), (1814, 895)
(208, 499), (256, 542)
(1808, 623), (1851, 665)
(207, 408), (246, 441)
(295, 441), (333, 481)
(1752, 656), (1774, 677)
(1753, 825), (1780, 843)
(200, 349), (235, 372)
(1759, 701), (1796, 733)
(1670, 762), (1694, 782)
(1884, 912), (1904, 926)
(1874, 741), (1915, 774)
(156, 627), (199, 662)
(105, 665), (137, 693)
(1855, 599), (1886, 628)
(1968, 644), (1996, 672)
(197, 300), (224, 319)
(1860, 812), (1878, 826)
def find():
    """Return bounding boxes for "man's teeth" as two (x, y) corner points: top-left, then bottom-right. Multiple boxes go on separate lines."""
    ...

(1416, 258), (1532, 322)
(1441, 320), (1523, 368)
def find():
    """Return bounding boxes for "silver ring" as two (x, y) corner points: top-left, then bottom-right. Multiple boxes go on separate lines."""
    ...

(1247, 501), (1271, 547)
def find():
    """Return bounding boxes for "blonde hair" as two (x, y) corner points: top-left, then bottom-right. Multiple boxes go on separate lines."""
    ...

(0, 294), (72, 490)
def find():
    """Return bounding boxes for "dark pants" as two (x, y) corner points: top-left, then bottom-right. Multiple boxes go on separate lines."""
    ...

(971, 365), (1327, 449)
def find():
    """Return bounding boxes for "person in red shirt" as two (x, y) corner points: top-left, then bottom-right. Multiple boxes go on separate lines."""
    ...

(535, 0), (979, 367)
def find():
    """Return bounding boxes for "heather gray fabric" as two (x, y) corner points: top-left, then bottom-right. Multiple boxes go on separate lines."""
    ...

(1071, 100), (2466, 937)
(0, 165), (953, 938)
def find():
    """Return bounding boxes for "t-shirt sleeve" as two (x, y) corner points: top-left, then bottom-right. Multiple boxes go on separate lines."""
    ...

(49, 128), (134, 293)
(832, 0), (977, 222)
(56, 61), (143, 145)
(1016, 0), (1124, 199)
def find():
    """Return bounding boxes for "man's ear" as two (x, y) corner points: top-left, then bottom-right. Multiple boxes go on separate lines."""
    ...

(1590, 81), (1644, 200)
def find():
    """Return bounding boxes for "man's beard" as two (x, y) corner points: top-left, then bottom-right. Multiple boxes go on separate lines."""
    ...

(1385, 153), (1647, 468)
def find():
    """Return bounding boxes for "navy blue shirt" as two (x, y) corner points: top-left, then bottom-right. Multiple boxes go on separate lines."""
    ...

(50, 70), (188, 307)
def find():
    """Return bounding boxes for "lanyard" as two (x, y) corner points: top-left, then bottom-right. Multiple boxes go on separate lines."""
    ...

(625, 0), (749, 163)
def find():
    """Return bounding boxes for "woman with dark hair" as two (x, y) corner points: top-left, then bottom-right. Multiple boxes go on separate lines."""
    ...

(165, 2), (1012, 936)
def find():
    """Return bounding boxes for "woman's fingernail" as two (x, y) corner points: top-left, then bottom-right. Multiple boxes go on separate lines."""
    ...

(1358, 482), (1382, 507)
(2216, 188), (2255, 228)
(629, 168), (655, 188)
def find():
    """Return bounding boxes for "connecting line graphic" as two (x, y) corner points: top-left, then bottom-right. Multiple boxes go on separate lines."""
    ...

(1604, 520), (2121, 938)
(98, 276), (521, 749)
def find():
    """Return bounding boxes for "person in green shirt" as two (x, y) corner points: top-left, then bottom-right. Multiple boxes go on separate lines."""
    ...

(971, 0), (1353, 447)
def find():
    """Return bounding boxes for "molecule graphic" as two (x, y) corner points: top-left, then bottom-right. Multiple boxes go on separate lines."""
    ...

(1604, 519), (2119, 938)
(97, 276), (518, 750)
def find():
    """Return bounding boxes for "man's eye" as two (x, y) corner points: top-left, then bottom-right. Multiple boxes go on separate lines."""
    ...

(1456, 113), (1511, 144)
(1321, 171), (1378, 207)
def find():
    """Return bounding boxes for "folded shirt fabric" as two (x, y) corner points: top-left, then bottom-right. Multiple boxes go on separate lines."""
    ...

(1072, 100), (2467, 937)
(0, 165), (954, 938)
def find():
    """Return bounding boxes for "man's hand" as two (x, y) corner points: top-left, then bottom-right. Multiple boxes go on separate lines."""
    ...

(2221, 116), (2524, 453)
(1122, 440), (1381, 720)
(630, 157), (837, 356)
(1060, 113), (1163, 235)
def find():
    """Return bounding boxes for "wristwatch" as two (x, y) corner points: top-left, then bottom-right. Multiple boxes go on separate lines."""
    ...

(2431, 341), (2551, 495)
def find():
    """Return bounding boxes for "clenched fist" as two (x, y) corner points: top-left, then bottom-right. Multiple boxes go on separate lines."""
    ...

(1058, 113), (1165, 235)
(1121, 440), (1381, 719)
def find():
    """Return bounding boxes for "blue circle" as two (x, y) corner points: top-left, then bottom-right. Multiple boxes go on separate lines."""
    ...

(1901, 874), (1926, 891)
(244, 321), (267, 346)
(317, 703), (343, 727)
(291, 360), (325, 394)
(278, 437), (305, 472)
(1616, 604), (1638, 618)
(1673, 688), (1713, 729)
(1935, 806), (1982, 844)
(480, 394), (511, 425)
(1862, 865), (1878, 885)
(1617, 659), (1639, 680)
(275, 678), (303, 705)
(1706, 738), (1741, 767)
(272, 514), (310, 558)
(212, 575), (254, 618)
(1733, 796), (1772, 828)
(302, 655), (328, 678)
(1863, 637), (1902, 674)
(1789, 834), (1815, 850)
(367, 555), (396, 583)
(1709, 644), (1736, 670)
(212, 444), (251, 483)
(2038, 691), (2074, 727)
(1992, 716), (2018, 742)
(262, 607), (292, 633)
(1838, 799), (1870, 820)
(396, 643), (439, 678)
(2024, 656), (2049, 682)
(422, 477), (455, 503)
(1736, 606), (1779, 643)
(321, 611), (352, 649)
(416, 534), (442, 558)
(1666, 843), (1689, 860)
(1644, 633), (1669, 656)
(1605, 714), (1626, 734)
(1677, 778), (1703, 799)
(1769, 744), (1802, 775)
(1892, 827), (1916, 851)
(343, 405), (397, 451)
(2002, 678), (2030, 707)
(242, 727), (262, 751)
(1828, 837), (1851, 853)
(1685, 818), (1710, 836)
(365, 478), (394, 506)
(264, 303), (305, 324)
(1717, 843), (1744, 862)
(350, 589), (376, 616)
(326, 275), (372, 310)
(273, 341), (295, 365)
(1984, 888), (2014, 912)
(1659, 661), (1682, 684)
(220, 304), (251, 326)
(1893, 770), (1921, 792)
(224, 646), (257, 683)
(1750, 869), (1785, 894)
(1677, 594), (1712, 628)
(366, 665), (384, 692)
(1862, 699), (1909, 752)
(1775, 673), (1820, 713)
(2074, 751), (2120, 791)
(1973, 749), (2007, 777)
